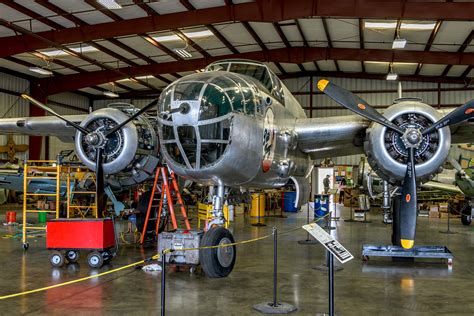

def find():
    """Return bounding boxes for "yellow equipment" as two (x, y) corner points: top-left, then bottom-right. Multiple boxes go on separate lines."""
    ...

(22, 160), (61, 250)
(251, 193), (265, 217)
(197, 202), (229, 229)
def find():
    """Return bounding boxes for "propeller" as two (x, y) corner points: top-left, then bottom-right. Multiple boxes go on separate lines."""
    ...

(22, 95), (159, 217)
(316, 80), (404, 134)
(317, 79), (474, 249)
(22, 94), (90, 134)
(398, 147), (416, 250)
(422, 100), (474, 135)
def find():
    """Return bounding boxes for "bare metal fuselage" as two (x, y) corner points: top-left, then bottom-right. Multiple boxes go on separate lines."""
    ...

(157, 73), (311, 189)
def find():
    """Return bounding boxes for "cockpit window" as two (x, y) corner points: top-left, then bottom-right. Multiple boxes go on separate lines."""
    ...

(229, 63), (272, 92)
(174, 82), (203, 100)
(206, 61), (285, 106)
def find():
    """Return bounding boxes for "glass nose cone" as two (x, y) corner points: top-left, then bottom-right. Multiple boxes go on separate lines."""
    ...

(157, 72), (258, 170)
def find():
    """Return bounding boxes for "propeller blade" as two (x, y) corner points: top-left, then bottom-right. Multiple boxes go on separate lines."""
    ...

(317, 80), (404, 134)
(399, 147), (417, 249)
(95, 147), (106, 218)
(21, 94), (90, 134)
(422, 99), (474, 135)
(104, 98), (158, 138)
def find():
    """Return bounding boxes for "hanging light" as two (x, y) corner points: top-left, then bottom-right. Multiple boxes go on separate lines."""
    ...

(392, 38), (407, 49)
(386, 64), (398, 81)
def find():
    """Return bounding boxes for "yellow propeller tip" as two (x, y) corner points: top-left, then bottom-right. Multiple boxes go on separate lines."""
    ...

(20, 94), (29, 99)
(401, 239), (414, 249)
(317, 79), (329, 92)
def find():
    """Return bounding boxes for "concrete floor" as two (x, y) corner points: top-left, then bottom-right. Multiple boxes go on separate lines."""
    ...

(1, 204), (474, 315)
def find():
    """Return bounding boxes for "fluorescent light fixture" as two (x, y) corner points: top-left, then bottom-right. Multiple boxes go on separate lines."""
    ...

(365, 22), (397, 29)
(365, 21), (436, 30)
(400, 23), (436, 30)
(29, 67), (53, 75)
(392, 38), (407, 49)
(97, 0), (122, 9)
(151, 30), (213, 43)
(174, 48), (192, 58)
(103, 91), (119, 98)
(40, 46), (98, 57)
(386, 73), (398, 81)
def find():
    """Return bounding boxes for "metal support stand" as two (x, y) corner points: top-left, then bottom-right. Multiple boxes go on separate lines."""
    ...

(439, 205), (457, 234)
(161, 250), (167, 316)
(298, 203), (317, 244)
(361, 244), (454, 266)
(254, 227), (297, 314)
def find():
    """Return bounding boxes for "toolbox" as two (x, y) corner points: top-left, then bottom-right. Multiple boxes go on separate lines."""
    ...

(158, 230), (202, 265)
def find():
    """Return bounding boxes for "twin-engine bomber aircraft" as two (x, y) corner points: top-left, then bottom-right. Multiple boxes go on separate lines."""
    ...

(0, 59), (473, 277)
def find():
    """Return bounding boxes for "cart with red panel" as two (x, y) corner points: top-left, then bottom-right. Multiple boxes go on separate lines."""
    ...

(47, 218), (116, 268)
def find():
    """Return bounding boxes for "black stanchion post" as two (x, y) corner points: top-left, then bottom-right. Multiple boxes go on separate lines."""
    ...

(161, 250), (167, 316)
(253, 226), (297, 314)
(299, 202), (317, 244)
(273, 226), (277, 307)
(440, 203), (457, 234)
(328, 250), (334, 316)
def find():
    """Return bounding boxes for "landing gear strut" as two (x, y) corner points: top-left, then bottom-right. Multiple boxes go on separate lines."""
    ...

(200, 184), (236, 278)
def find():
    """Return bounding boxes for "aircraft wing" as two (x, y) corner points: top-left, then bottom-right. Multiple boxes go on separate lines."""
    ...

(294, 114), (473, 160)
(294, 114), (369, 159)
(0, 114), (87, 141)
(421, 181), (463, 194)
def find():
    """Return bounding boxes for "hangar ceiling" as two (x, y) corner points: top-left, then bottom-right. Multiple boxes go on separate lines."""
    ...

(0, 0), (473, 99)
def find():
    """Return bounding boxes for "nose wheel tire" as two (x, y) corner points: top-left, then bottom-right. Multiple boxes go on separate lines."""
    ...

(87, 251), (104, 268)
(49, 251), (65, 267)
(199, 227), (236, 278)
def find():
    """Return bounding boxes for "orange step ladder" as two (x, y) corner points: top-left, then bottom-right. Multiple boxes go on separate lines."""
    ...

(139, 166), (191, 244)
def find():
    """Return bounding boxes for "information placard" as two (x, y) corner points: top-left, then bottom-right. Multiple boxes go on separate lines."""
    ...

(303, 223), (354, 264)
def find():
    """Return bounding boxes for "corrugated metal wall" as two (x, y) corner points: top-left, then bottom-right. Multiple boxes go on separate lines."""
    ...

(0, 72), (29, 162)
(47, 92), (90, 157)
(283, 76), (473, 165)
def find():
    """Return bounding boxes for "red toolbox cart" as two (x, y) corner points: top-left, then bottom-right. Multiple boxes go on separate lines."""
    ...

(47, 218), (117, 268)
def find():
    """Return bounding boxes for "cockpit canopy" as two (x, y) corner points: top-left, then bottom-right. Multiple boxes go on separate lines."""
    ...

(205, 59), (285, 105)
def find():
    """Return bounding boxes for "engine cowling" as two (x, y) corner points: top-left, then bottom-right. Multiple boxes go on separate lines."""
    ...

(364, 100), (451, 184)
(75, 106), (159, 189)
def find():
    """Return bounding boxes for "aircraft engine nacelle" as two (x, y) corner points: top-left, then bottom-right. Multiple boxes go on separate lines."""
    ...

(75, 106), (160, 188)
(364, 100), (451, 184)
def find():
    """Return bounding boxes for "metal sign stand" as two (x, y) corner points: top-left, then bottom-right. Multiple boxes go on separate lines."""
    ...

(303, 219), (353, 316)
(313, 214), (343, 272)
(254, 227), (297, 314)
